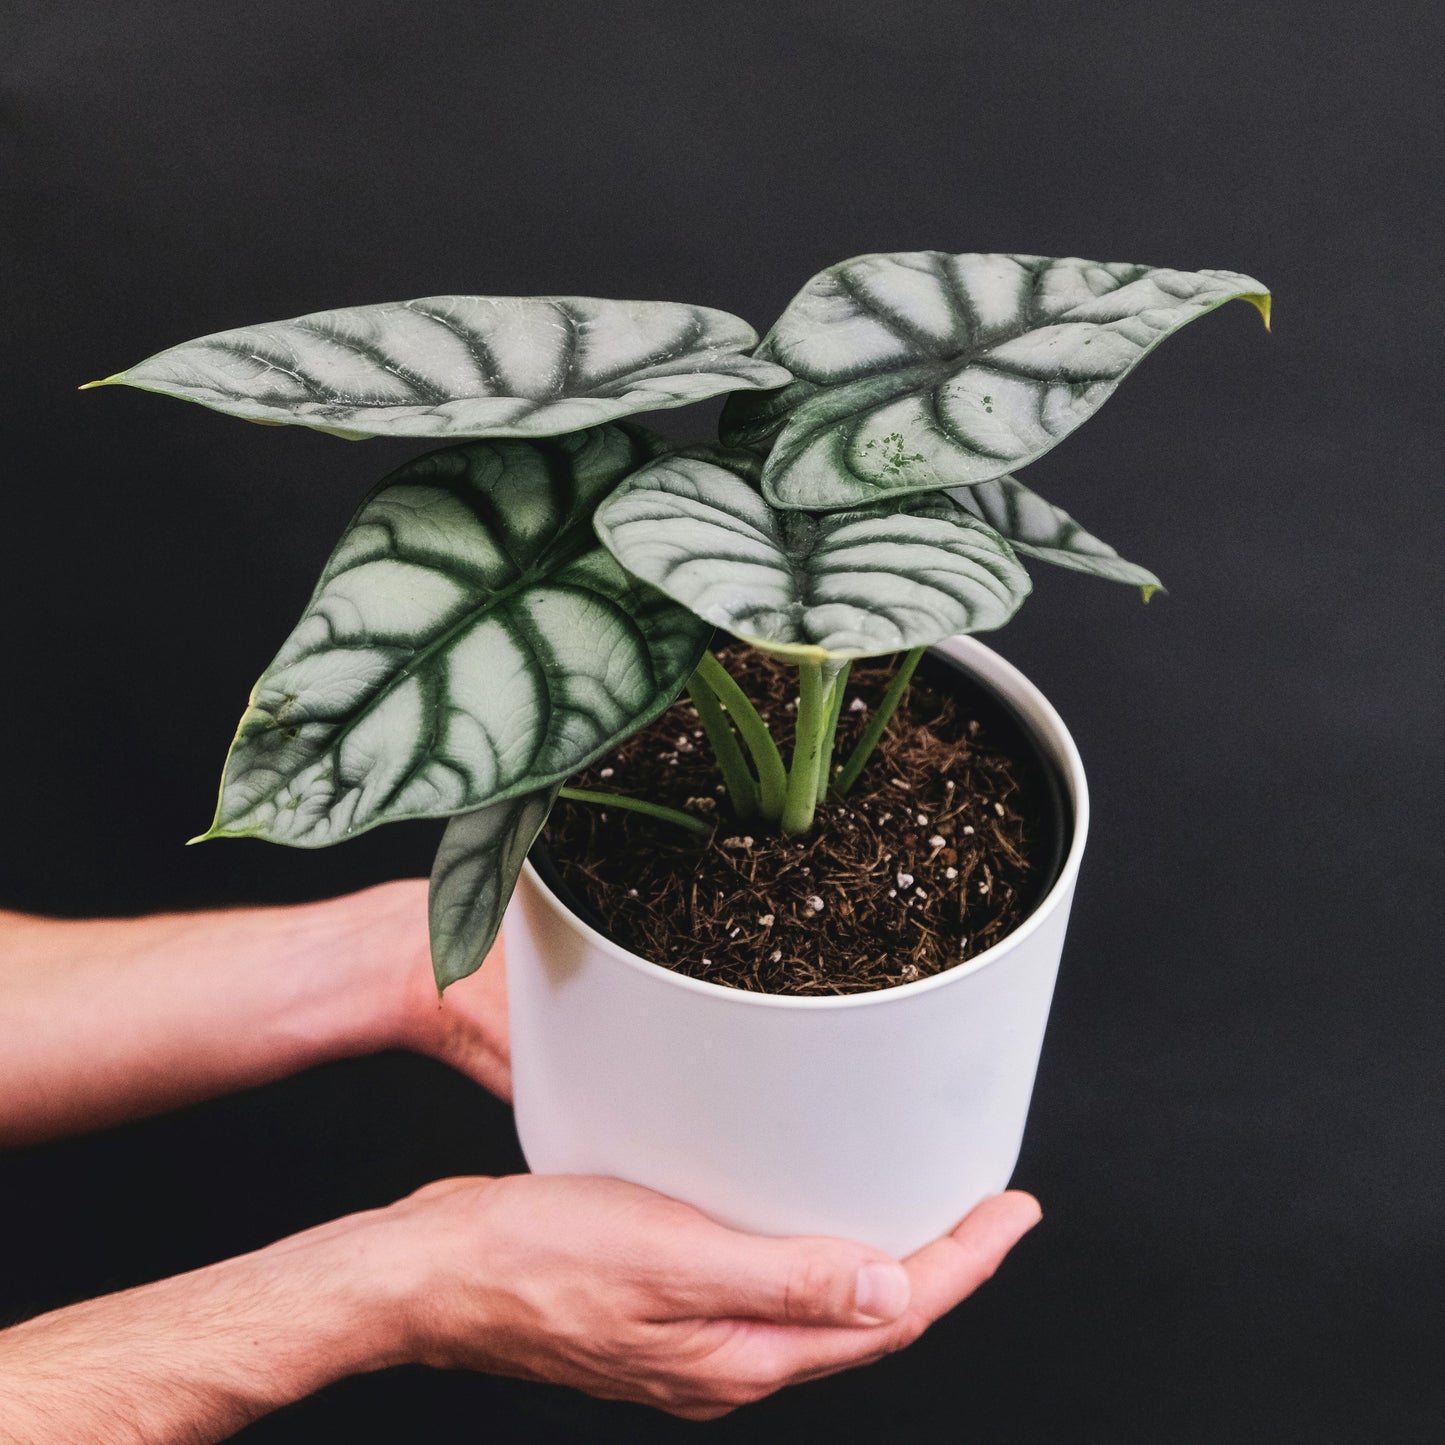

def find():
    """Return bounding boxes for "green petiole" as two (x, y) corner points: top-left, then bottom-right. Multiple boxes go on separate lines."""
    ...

(694, 651), (788, 821)
(815, 659), (852, 805)
(558, 786), (712, 839)
(686, 671), (760, 821)
(833, 646), (925, 797)
(780, 658), (831, 836)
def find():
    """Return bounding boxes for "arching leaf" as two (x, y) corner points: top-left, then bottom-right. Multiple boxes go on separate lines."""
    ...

(952, 476), (1163, 595)
(196, 426), (709, 847)
(87, 295), (792, 440)
(593, 448), (1031, 661)
(429, 785), (560, 990)
(720, 252), (1270, 509)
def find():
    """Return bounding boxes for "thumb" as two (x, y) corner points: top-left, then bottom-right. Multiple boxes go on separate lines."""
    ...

(665, 1231), (912, 1328)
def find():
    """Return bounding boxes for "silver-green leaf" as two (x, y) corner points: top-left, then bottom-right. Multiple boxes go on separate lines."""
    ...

(720, 252), (1270, 509)
(952, 476), (1163, 596)
(429, 785), (559, 990)
(88, 296), (792, 440)
(594, 448), (1032, 661)
(197, 426), (709, 847)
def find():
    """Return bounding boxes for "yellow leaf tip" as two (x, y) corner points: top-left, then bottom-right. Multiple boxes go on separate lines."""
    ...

(77, 375), (120, 391)
(1247, 292), (1272, 331)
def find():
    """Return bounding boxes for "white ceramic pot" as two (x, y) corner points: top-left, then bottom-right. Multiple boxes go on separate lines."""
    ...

(503, 635), (1088, 1257)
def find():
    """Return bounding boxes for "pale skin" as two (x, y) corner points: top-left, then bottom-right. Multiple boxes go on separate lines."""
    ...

(0, 880), (1043, 1440)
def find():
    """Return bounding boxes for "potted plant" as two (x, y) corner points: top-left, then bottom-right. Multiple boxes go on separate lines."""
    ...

(87, 251), (1269, 1254)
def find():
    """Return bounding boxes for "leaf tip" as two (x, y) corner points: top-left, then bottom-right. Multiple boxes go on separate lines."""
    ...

(78, 374), (121, 391)
(1140, 582), (1167, 604)
(187, 820), (254, 845)
(1245, 292), (1272, 331)
(431, 959), (468, 994)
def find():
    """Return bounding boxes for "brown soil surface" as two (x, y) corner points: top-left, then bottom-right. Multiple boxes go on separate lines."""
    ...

(540, 643), (1051, 996)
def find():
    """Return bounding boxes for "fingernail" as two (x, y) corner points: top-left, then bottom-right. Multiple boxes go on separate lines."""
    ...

(854, 1261), (910, 1321)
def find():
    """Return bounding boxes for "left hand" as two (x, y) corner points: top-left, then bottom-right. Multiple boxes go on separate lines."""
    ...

(407, 933), (513, 1102)
(331, 879), (514, 1102)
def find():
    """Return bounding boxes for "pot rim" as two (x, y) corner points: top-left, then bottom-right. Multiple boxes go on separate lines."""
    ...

(519, 635), (1090, 1011)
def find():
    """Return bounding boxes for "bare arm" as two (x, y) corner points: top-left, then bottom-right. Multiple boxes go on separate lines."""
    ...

(0, 1177), (1041, 1441)
(0, 879), (509, 1147)
(0, 1201), (409, 1444)
(0, 889), (1041, 1433)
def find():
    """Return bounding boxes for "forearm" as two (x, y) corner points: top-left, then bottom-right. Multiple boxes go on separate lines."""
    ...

(0, 1207), (412, 1444)
(0, 888), (417, 1146)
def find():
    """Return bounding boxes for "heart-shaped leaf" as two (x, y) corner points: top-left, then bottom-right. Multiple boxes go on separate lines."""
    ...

(720, 252), (1270, 509)
(952, 476), (1162, 595)
(88, 296), (792, 440)
(429, 785), (560, 989)
(593, 448), (1031, 660)
(197, 426), (709, 847)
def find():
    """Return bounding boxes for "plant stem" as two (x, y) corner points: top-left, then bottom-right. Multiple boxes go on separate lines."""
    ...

(695, 651), (788, 822)
(816, 659), (852, 804)
(686, 674), (760, 821)
(833, 646), (926, 797)
(780, 658), (830, 836)
(557, 786), (712, 839)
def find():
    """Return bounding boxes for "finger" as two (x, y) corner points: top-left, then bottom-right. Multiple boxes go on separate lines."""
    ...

(902, 1190), (1042, 1326)
(704, 1191), (1042, 1389)
(660, 1229), (912, 1328)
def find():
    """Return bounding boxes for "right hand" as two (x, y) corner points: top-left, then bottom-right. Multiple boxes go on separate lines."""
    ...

(382, 1174), (1041, 1420)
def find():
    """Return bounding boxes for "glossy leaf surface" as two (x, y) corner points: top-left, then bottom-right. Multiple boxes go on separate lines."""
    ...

(429, 785), (559, 989)
(594, 448), (1031, 661)
(198, 427), (709, 847)
(953, 476), (1163, 594)
(90, 296), (791, 439)
(721, 252), (1270, 509)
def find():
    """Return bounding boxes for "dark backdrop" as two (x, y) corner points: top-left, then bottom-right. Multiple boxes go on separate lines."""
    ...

(3, 2), (1441, 1440)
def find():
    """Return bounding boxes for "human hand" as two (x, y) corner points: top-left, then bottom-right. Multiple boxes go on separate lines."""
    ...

(326, 879), (514, 1101)
(397, 918), (513, 1103)
(379, 1174), (1042, 1419)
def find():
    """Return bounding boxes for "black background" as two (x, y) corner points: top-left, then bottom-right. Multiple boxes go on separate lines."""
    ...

(3, 2), (1442, 1439)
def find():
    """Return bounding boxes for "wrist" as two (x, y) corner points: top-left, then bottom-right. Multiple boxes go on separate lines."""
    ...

(366, 1177), (509, 1371)
(283, 880), (434, 1065)
(0, 1206), (420, 1444)
(244, 1205), (424, 1381)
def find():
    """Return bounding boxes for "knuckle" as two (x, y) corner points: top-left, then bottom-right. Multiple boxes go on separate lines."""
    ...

(722, 1375), (774, 1409)
(663, 1375), (754, 1418)
(784, 1250), (841, 1320)
(737, 1360), (788, 1403)
(673, 1403), (737, 1421)
(403, 1176), (477, 1204)
(686, 1360), (780, 1412)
